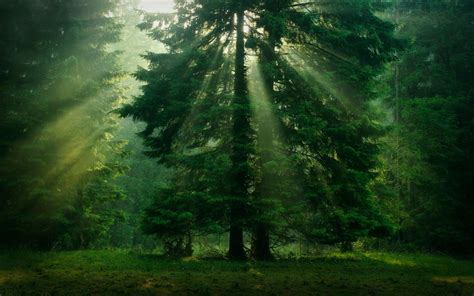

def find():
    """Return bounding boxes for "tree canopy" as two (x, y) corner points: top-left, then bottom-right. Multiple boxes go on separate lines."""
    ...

(0, 0), (472, 259)
(120, 0), (402, 259)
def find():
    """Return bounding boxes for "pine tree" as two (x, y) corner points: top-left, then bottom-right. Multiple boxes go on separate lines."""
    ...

(124, 0), (401, 259)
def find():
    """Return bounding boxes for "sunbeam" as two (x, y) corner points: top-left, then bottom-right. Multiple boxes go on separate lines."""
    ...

(284, 47), (356, 110)
(175, 43), (229, 149)
(38, 96), (116, 192)
(248, 56), (281, 145)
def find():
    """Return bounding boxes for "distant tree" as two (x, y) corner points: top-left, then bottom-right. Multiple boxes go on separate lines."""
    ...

(0, 0), (125, 249)
(378, 0), (474, 254)
(103, 2), (171, 250)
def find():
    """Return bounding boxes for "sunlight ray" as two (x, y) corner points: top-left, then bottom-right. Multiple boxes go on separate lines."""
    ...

(247, 57), (305, 214)
(284, 47), (356, 110)
(39, 98), (114, 189)
(175, 43), (228, 148)
(0, 92), (118, 197)
(248, 56), (281, 143)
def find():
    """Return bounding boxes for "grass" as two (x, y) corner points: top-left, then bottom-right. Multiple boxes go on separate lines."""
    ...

(0, 250), (473, 295)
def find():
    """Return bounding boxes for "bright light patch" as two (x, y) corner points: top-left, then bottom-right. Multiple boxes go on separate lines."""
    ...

(139, 0), (175, 13)
(248, 57), (282, 156)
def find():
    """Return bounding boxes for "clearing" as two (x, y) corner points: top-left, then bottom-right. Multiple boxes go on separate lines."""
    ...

(0, 250), (473, 295)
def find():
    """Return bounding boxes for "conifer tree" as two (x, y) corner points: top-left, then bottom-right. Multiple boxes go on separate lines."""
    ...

(379, 0), (474, 254)
(124, 0), (401, 259)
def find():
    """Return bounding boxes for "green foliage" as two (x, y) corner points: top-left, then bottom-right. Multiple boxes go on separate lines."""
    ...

(1, 0), (470, 258)
(377, 0), (474, 254)
(102, 5), (169, 250)
(122, 0), (401, 258)
(144, 189), (225, 235)
(0, 0), (126, 249)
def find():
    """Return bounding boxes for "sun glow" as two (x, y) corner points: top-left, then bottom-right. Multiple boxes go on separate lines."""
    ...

(139, 0), (175, 13)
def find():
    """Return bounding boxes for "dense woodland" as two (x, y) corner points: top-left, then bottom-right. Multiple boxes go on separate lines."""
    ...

(0, 0), (473, 263)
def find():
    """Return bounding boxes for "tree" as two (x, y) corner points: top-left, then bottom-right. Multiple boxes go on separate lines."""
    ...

(0, 0), (125, 249)
(122, 0), (401, 259)
(378, 0), (474, 254)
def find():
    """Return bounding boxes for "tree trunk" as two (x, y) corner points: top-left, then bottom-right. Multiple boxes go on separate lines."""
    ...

(228, 9), (250, 260)
(340, 241), (354, 252)
(185, 232), (193, 257)
(251, 224), (273, 260)
(229, 224), (246, 260)
(394, 0), (403, 245)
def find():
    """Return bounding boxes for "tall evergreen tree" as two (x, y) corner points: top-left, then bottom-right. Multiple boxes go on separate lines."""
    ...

(123, 0), (401, 259)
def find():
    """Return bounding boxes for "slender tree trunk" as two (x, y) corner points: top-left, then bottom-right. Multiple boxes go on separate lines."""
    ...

(394, 1), (403, 244)
(251, 224), (273, 260)
(185, 232), (193, 257)
(340, 241), (354, 252)
(228, 9), (250, 260)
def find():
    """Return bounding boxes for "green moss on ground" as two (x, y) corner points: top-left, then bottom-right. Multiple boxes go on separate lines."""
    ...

(0, 250), (473, 295)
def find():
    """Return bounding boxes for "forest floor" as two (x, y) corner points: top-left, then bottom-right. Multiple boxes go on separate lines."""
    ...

(0, 250), (473, 295)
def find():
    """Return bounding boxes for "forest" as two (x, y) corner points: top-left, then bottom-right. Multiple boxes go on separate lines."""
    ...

(0, 0), (473, 295)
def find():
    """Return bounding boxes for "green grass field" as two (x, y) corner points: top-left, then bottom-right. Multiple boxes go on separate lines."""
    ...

(0, 250), (473, 295)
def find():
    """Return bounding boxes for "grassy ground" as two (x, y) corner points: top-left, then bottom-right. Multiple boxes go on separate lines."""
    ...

(0, 250), (473, 295)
